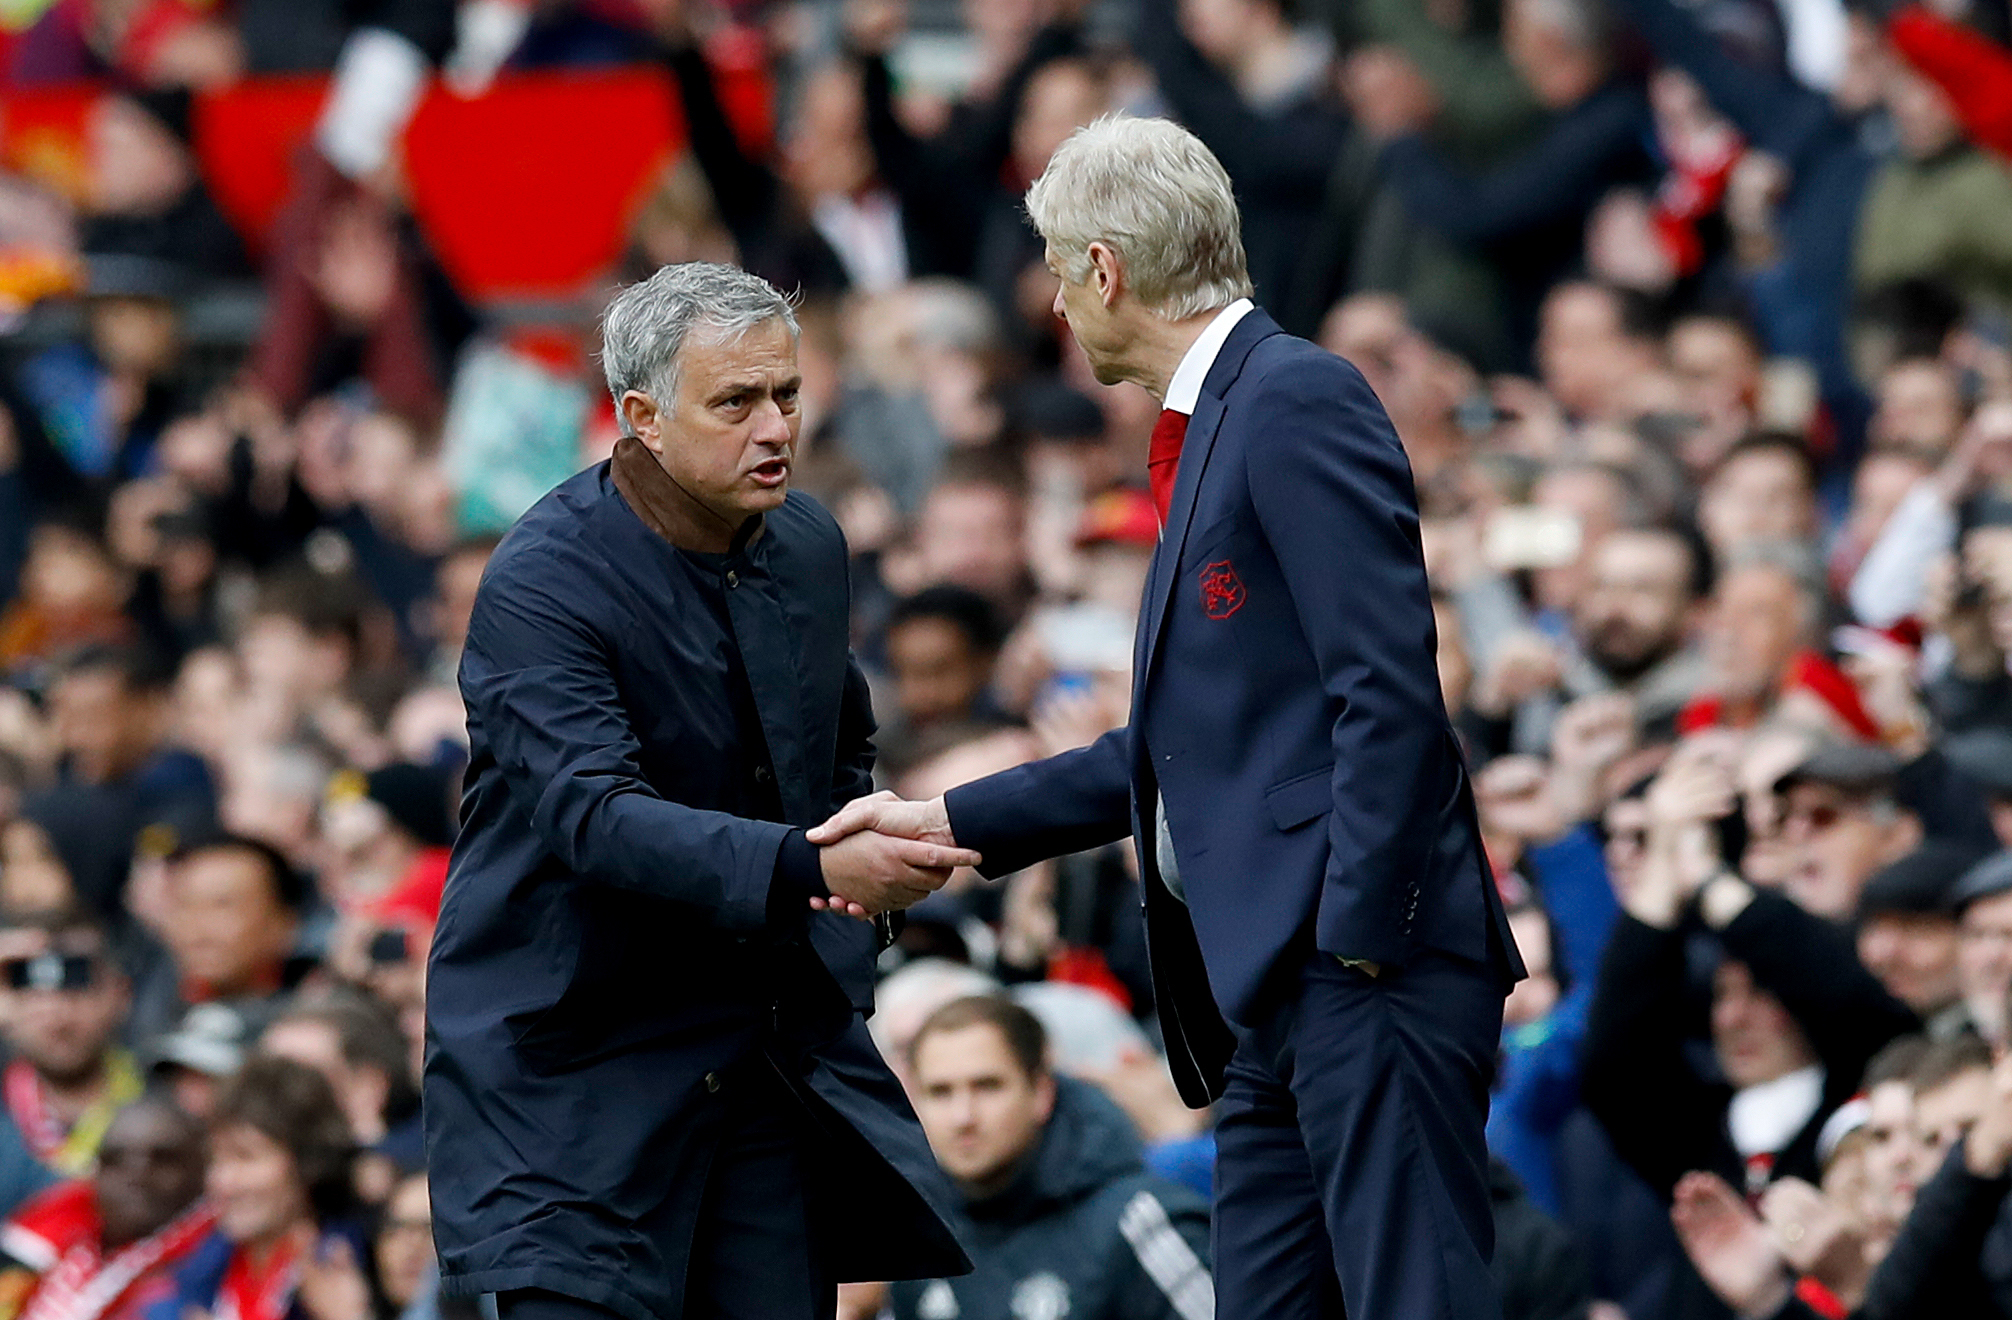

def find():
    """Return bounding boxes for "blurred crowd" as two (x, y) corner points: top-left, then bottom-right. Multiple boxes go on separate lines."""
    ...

(2, 0), (2012, 1317)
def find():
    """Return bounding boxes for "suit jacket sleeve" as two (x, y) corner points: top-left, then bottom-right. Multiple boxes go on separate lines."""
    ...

(460, 566), (791, 931)
(1242, 355), (1447, 959)
(944, 728), (1133, 878)
(832, 651), (879, 811)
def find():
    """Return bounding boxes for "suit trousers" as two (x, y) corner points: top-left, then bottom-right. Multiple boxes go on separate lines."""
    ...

(1211, 947), (1505, 1320)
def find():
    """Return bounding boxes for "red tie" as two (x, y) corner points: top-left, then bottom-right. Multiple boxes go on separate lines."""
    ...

(1148, 407), (1189, 526)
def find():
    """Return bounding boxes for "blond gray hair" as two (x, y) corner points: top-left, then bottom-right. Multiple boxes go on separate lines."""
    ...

(1024, 114), (1253, 321)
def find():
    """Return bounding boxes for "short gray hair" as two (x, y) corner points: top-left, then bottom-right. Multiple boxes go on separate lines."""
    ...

(600, 262), (799, 418)
(1024, 113), (1253, 322)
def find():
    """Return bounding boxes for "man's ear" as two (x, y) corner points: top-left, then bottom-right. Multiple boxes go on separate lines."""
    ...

(1087, 242), (1124, 309)
(621, 390), (665, 453)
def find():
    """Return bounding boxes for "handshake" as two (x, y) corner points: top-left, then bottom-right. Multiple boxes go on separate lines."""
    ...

(804, 791), (979, 920)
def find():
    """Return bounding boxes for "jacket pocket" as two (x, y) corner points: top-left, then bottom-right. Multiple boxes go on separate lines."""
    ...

(1265, 767), (1331, 831)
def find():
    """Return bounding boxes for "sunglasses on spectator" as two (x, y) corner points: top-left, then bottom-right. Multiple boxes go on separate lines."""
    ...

(1, 954), (98, 992)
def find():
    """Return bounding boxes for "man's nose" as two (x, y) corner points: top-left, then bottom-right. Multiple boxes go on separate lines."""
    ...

(751, 399), (792, 446)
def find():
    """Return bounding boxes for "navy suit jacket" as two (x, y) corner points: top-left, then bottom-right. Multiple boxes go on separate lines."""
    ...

(948, 310), (1521, 1105)
(425, 468), (966, 1320)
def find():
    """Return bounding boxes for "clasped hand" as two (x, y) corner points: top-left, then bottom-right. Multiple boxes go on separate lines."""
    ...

(806, 791), (975, 921)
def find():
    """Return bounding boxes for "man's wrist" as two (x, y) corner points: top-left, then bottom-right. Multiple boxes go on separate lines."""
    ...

(768, 829), (829, 924)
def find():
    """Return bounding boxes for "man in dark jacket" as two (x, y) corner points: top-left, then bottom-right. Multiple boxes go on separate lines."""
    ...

(424, 262), (975, 1320)
(892, 996), (1213, 1320)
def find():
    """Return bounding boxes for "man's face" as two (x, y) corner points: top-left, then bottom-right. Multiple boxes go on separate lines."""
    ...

(1780, 784), (1917, 920)
(916, 484), (1026, 603)
(1960, 890), (2012, 1031)
(628, 318), (802, 528)
(1705, 565), (1806, 705)
(1914, 1067), (1993, 1169)
(1575, 532), (1694, 679)
(912, 1023), (1055, 1193)
(1872, 361), (1962, 458)
(1602, 797), (1650, 896)
(1536, 284), (1624, 414)
(165, 849), (296, 993)
(1011, 61), (1104, 180)
(887, 618), (990, 727)
(1711, 960), (1816, 1089)
(1700, 450), (1815, 558)
(50, 670), (152, 785)
(1861, 1080), (1923, 1227)
(0, 934), (129, 1085)
(1886, 62), (1962, 160)
(1668, 318), (1759, 411)
(95, 1105), (204, 1248)
(1856, 912), (1961, 1015)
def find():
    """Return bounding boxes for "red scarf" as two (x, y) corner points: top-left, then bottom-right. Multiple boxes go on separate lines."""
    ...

(2, 1182), (216, 1320)
(215, 1231), (308, 1320)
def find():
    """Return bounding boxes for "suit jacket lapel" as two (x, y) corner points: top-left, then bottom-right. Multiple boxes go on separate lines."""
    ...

(1136, 392), (1227, 698)
(1133, 309), (1283, 706)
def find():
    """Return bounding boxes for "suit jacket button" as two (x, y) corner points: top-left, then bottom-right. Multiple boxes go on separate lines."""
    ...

(726, 570), (740, 588)
(755, 765), (774, 785)
(704, 1072), (721, 1093)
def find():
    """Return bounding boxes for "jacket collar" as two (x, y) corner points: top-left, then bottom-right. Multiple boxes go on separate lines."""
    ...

(610, 435), (762, 553)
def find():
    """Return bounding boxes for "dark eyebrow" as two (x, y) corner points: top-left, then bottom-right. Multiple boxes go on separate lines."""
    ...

(708, 375), (803, 406)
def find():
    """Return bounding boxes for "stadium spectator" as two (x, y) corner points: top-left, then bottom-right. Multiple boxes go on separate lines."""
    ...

(141, 836), (313, 1045)
(0, 911), (142, 1181)
(0, 1097), (214, 1320)
(891, 996), (1213, 1320)
(1853, 841), (1988, 1028)
(161, 1056), (368, 1320)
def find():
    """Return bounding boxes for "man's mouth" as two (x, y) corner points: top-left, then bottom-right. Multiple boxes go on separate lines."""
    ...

(749, 457), (790, 488)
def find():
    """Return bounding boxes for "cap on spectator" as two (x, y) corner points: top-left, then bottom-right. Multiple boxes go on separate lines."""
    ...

(1952, 850), (2012, 914)
(1777, 743), (1904, 796)
(328, 762), (458, 850)
(1077, 489), (1159, 548)
(148, 1003), (252, 1079)
(1944, 727), (2012, 797)
(1816, 1095), (1869, 1169)
(1857, 841), (1990, 921)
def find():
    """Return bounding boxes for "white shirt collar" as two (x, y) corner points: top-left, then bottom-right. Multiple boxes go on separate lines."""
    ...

(1162, 299), (1254, 417)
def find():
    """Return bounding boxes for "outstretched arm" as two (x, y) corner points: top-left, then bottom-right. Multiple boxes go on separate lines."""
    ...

(810, 727), (1134, 878)
(464, 568), (974, 923)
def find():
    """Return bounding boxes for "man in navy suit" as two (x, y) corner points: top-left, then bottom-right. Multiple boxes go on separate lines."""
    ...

(812, 116), (1524, 1319)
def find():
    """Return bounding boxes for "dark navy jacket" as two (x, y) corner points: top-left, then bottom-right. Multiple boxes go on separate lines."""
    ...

(424, 465), (967, 1320)
(947, 311), (1520, 1105)
(890, 1079), (1213, 1320)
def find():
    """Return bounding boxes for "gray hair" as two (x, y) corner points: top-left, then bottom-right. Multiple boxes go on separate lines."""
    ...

(1024, 113), (1254, 322)
(600, 262), (799, 420)
(1511, 0), (1614, 51)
